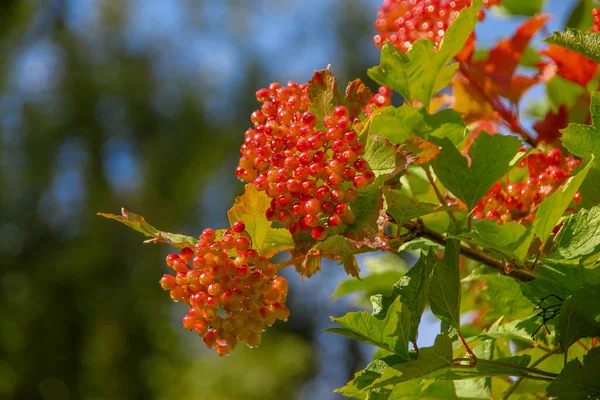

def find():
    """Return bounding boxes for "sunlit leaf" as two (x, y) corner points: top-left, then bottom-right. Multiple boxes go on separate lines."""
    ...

(98, 208), (197, 249)
(385, 189), (456, 226)
(227, 184), (294, 257)
(430, 133), (522, 211)
(364, 136), (411, 180)
(544, 28), (600, 63)
(346, 78), (372, 120)
(308, 67), (344, 124)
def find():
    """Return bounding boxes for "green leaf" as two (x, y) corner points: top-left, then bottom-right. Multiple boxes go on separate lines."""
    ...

(336, 354), (406, 398)
(494, 0), (544, 16)
(546, 347), (600, 400)
(332, 252), (408, 300)
(326, 297), (412, 360)
(473, 274), (534, 321)
(453, 340), (493, 399)
(97, 208), (197, 249)
(552, 205), (600, 261)
(308, 68), (344, 123)
(566, 0), (597, 31)
(393, 251), (437, 343)
(460, 220), (533, 265)
(367, 0), (482, 105)
(370, 334), (453, 388)
(521, 262), (600, 304)
(556, 284), (600, 349)
(439, 355), (532, 380)
(561, 92), (600, 208)
(364, 136), (411, 180)
(345, 79), (372, 120)
(345, 182), (387, 249)
(430, 133), (522, 211)
(385, 189), (456, 226)
(474, 317), (537, 344)
(369, 105), (466, 146)
(532, 160), (592, 243)
(544, 28), (600, 64)
(428, 223), (461, 330)
(227, 184), (294, 257)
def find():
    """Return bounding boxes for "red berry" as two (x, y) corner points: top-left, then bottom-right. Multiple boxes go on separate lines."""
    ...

(233, 221), (246, 233)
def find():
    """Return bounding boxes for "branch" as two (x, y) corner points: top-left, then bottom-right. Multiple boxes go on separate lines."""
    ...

(402, 220), (536, 282)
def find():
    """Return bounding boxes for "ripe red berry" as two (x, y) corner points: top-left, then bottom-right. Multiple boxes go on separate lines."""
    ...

(232, 221), (246, 233)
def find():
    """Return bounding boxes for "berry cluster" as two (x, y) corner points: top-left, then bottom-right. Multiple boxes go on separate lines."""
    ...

(473, 148), (582, 225)
(592, 8), (600, 32)
(365, 86), (392, 115)
(236, 82), (375, 241)
(159, 221), (290, 356)
(373, 0), (501, 52)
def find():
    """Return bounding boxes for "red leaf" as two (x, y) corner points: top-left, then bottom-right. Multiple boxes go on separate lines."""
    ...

(401, 137), (440, 165)
(533, 105), (568, 144)
(540, 45), (599, 87)
(345, 79), (372, 120)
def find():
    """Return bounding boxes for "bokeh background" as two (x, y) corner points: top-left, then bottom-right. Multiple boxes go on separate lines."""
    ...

(0, 0), (584, 399)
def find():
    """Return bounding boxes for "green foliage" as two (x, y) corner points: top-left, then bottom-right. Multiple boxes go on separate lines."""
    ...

(546, 347), (600, 399)
(544, 28), (600, 63)
(385, 189), (455, 226)
(460, 220), (532, 265)
(368, 0), (482, 105)
(430, 133), (522, 211)
(326, 297), (413, 361)
(556, 284), (600, 349)
(368, 105), (466, 145)
(566, 0), (598, 31)
(562, 92), (600, 208)
(552, 205), (600, 262)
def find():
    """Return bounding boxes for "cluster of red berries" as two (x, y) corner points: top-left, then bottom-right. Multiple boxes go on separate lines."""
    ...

(373, 0), (501, 52)
(159, 221), (290, 356)
(236, 81), (376, 241)
(473, 148), (582, 225)
(592, 8), (600, 32)
(365, 86), (392, 115)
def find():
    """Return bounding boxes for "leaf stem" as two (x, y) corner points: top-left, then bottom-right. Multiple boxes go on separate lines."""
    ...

(501, 346), (562, 400)
(453, 358), (559, 379)
(275, 255), (305, 270)
(425, 166), (457, 223)
(402, 220), (536, 282)
(457, 329), (477, 358)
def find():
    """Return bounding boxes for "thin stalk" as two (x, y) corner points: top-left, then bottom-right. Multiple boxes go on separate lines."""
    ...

(425, 166), (457, 223)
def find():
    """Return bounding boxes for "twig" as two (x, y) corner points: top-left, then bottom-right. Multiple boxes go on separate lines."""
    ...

(402, 220), (536, 282)
(425, 166), (457, 223)
(275, 255), (305, 270)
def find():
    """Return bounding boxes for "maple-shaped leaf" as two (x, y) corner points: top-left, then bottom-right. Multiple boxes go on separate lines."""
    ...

(98, 208), (198, 249)
(227, 184), (294, 257)
(457, 14), (552, 108)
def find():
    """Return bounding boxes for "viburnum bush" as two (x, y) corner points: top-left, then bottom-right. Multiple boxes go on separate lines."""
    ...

(100, 0), (600, 398)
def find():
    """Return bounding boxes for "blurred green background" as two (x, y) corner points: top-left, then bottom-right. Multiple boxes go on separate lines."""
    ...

(0, 0), (583, 399)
